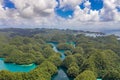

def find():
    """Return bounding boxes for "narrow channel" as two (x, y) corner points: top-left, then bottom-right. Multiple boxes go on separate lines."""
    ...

(49, 42), (70, 80)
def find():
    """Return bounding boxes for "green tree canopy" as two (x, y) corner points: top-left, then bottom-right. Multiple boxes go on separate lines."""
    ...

(103, 71), (120, 80)
(75, 70), (96, 80)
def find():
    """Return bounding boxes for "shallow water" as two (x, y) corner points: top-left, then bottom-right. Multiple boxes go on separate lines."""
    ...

(48, 42), (65, 60)
(0, 58), (36, 72)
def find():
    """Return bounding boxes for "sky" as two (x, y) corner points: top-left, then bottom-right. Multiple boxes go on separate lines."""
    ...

(0, 0), (120, 31)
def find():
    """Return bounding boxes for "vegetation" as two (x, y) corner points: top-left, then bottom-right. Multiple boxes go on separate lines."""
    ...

(67, 62), (79, 77)
(102, 71), (120, 80)
(57, 43), (74, 50)
(0, 28), (119, 80)
(74, 70), (96, 80)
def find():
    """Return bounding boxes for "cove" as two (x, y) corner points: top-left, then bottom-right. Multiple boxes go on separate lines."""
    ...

(0, 58), (36, 72)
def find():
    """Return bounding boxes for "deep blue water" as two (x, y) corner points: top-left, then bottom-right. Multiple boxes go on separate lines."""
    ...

(0, 58), (36, 72)
(52, 68), (70, 80)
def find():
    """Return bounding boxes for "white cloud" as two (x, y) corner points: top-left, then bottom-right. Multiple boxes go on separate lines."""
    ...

(0, 0), (120, 31)
(84, 0), (91, 8)
(0, 0), (58, 27)
(100, 0), (120, 21)
(59, 0), (82, 9)
(0, 0), (3, 4)
(10, 0), (57, 18)
(0, 0), (6, 19)
(73, 1), (100, 22)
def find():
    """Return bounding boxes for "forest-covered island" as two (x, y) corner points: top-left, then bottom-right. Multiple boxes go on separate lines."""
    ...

(0, 28), (120, 80)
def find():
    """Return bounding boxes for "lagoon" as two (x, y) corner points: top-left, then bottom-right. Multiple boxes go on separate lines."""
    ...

(0, 58), (36, 72)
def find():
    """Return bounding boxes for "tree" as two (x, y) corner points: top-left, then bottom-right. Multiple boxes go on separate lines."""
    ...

(74, 54), (84, 67)
(23, 37), (31, 44)
(75, 70), (96, 80)
(64, 50), (72, 56)
(62, 55), (76, 68)
(67, 66), (79, 78)
(42, 47), (54, 58)
(24, 69), (51, 80)
(48, 55), (62, 67)
(0, 70), (23, 80)
(103, 71), (120, 80)
(57, 43), (74, 50)
(67, 62), (79, 77)
(35, 54), (45, 65)
(72, 46), (84, 54)
(9, 36), (23, 46)
(39, 61), (58, 75)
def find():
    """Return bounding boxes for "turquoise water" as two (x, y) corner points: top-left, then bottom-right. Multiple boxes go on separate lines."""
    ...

(48, 42), (65, 60)
(59, 50), (65, 60)
(66, 42), (76, 48)
(0, 58), (36, 72)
